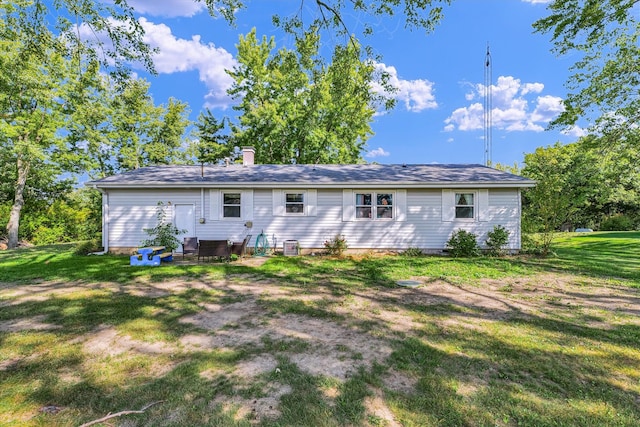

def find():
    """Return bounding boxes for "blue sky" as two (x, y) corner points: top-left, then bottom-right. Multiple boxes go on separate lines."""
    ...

(116, 0), (586, 166)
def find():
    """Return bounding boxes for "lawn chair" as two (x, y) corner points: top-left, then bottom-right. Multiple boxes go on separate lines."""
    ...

(182, 237), (198, 259)
(231, 234), (252, 259)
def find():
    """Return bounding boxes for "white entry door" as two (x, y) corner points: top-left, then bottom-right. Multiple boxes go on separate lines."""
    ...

(174, 204), (196, 253)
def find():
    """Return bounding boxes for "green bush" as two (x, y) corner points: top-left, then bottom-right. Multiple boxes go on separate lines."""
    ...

(446, 229), (480, 257)
(74, 239), (103, 255)
(324, 234), (348, 256)
(520, 234), (547, 256)
(485, 225), (510, 256)
(31, 225), (66, 245)
(600, 214), (635, 231)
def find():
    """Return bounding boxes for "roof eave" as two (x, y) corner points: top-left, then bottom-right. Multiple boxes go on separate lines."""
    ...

(87, 181), (536, 189)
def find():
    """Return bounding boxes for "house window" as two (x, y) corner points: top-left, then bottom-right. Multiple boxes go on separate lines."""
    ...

(455, 193), (474, 219)
(285, 193), (304, 214)
(355, 193), (372, 218)
(377, 193), (393, 219)
(356, 192), (393, 220)
(223, 192), (241, 218)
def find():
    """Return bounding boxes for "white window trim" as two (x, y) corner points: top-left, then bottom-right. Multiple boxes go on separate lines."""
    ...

(285, 191), (306, 216)
(454, 191), (476, 221)
(442, 189), (489, 222)
(273, 189), (317, 217)
(343, 190), (405, 222)
(210, 189), (253, 221)
(355, 191), (395, 221)
(222, 191), (242, 219)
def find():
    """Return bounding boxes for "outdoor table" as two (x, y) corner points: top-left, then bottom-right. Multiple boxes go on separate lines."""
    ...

(137, 246), (165, 254)
(131, 246), (167, 266)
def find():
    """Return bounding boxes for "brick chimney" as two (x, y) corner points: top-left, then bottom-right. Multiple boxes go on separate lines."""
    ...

(242, 146), (255, 166)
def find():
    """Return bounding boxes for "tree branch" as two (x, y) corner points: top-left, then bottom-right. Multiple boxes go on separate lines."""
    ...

(315, 0), (348, 32)
(78, 401), (164, 427)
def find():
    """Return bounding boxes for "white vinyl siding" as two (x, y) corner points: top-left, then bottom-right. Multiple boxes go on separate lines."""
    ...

(105, 187), (523, 252)
(107, 189), (201, 249)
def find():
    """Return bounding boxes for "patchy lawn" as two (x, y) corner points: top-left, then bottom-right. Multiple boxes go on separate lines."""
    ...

(1, 236), (639, 426)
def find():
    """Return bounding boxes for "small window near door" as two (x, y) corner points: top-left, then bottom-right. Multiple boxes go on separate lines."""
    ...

(455, 193), (474, 219)
(285, 193), (304, 214)
(223, 193), (241, 218)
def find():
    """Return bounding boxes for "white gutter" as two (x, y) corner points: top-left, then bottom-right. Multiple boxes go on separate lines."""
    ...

(92, 181), (536, 190)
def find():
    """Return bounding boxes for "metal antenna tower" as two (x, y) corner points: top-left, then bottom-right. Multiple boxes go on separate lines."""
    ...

(484, 44), (492, 166)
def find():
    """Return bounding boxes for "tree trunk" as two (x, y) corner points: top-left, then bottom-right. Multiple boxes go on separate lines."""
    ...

(6, 155), (30, 249)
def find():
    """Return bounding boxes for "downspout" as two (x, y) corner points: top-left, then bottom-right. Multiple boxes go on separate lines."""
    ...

(92, 186), (109, 253)
(200, 164), (206, 223)
(103, 189), (109, 253)
(201, 188), (205, 222)
(517, 188), (522, 251)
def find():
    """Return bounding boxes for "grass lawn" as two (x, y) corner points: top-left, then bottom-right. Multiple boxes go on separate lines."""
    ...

(1, 232), (639, 426)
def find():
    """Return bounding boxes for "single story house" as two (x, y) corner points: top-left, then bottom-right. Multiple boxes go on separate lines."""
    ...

(86, 147), (535, 254)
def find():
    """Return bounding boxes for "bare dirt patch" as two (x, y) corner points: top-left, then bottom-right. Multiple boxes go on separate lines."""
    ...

(364, 388), (402, 427)
(0, 281), (120, 306)
(210, 382), (291, 424)
(0, 315), (61, 332)
(179, 300), (263, 331)
(81, 324), (176, 357)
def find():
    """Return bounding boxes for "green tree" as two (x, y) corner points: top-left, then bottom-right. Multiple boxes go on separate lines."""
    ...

(191, 110), (236, 164)
(583, 132), (640, 226)
(228, 28), (392, 164)
(0, 29), (71, 248)
(533, 0), (639, 144)
(66, 74), (191, 178)
(1, 3), (189, 247)
(108, 79), (190, 172)
(203, 0), (451, 36)
(150, 97), (191, 165)
(0, 0), (154, 249)
(0, 0), (153, 77)
(522, 144), (580, 256)
(521, 133), (640, 248)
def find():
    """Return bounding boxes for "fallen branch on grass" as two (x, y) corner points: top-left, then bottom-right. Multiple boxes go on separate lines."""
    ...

(78, 401), (164, 427)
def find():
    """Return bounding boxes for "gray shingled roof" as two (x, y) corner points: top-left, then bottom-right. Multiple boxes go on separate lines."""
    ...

(86, 164), (535, 189)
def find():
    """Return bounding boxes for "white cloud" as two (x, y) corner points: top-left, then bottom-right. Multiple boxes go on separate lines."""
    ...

(128, 0), (206, 17)
(521, 0), (551, 4)
(373, 63), (438, 112)
(531, 95), (564, 122)
(444, 76), (564, 133)
(561, 126), (588, 138)
(139, 18), (237, 109)
(367, 147), (390, 158)
(521, 82), (544, 95)
(444, 103), (484, 131)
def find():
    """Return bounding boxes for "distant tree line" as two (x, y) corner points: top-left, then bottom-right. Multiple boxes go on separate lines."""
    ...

(491, 130), (640, 257)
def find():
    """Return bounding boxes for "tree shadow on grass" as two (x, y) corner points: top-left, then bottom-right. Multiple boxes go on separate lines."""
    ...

(2, 250), (640, 426)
